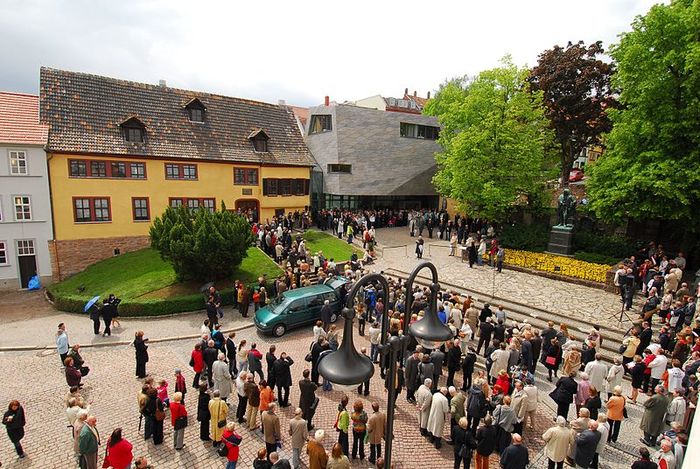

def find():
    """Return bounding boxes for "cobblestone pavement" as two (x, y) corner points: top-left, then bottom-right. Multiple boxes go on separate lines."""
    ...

(366, 227), (639, 330)
(0, 290), (248, 349)
(0, 316), (646, 469)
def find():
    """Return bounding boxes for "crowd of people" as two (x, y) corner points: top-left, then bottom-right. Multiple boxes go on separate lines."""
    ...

(3, 215), (698, 469)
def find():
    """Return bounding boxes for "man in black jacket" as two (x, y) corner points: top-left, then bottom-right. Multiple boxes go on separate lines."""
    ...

(477, 318), (494, 356)
(461, 349), (477, 391)
(575, 421), (601, 469)
(550, 372), (578, 420)
(636, 322), (653, 356)
(225, 333), (237, 378)
(202, 340), (218, 387)
(493, 320), (506, 343)
(298, 369), (318, 431)
(499, 434), (529, 469)
(446, 340), (462, 388)
(273, 352), (294, 407)
(266, 345), (277, 390)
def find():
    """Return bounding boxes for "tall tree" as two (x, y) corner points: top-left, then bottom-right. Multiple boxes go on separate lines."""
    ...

(529, 41), (616, 185)
(586, 0), (700, 225)
(424, 57), (554, 222)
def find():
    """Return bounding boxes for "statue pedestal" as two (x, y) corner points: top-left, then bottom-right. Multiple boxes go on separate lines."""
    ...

(546, 225), (574, 256)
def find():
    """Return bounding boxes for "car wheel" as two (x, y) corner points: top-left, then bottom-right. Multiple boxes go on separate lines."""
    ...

(330, 313), (338, 323)
(273, 324), (286, 337)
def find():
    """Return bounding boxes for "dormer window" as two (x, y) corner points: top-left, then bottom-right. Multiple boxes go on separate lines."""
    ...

(184, 98), (206, 123)
(120, 117), (146, 143)
(248, 129), (269, 153)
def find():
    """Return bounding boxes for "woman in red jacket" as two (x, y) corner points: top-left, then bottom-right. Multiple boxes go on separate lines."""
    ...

(170, 392), (187, 450)
(495, 370), (511, 395)
(191, 343), (205, 389)
(104, 428), (133, 469)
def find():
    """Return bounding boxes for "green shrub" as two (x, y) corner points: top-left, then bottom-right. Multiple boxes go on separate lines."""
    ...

(150, 203), (254, 282)
(500, 224), (549, 252)
(573, 251), (619, 265)
(573, 231), (635, 259)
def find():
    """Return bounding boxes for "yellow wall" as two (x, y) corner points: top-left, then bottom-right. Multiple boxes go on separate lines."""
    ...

(48, 153), (310, 240)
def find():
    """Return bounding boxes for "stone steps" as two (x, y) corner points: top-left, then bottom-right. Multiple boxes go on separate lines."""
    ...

(383, 266), (635, 363)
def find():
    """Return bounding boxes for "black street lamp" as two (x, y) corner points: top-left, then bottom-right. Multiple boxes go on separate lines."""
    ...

(318, 261), (452, 468)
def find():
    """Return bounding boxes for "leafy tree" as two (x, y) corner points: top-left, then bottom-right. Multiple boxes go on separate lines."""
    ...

(150, 203), (254, 281)
(424, 57), (554, 221)
(586, 0), (700, 225)
(529, 41), (616, 185)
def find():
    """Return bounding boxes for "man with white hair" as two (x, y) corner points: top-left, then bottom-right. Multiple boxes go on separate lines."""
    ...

(574, 420), (601, 469)
(543, 416), (573, 469)
(416, 378), (433, 437)
(78, 415), (100, 469)
(288, 407), (307, 468)
(427, 387), (450, 449)
(307, 429), (328, 468)
(653, 439), (676, 469)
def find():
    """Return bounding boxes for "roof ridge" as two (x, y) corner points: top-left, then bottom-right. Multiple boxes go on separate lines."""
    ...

(40, 67), (287, 110)
(0, 91), (39, 99)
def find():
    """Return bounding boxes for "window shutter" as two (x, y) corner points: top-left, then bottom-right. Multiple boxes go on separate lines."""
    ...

(304, 179), (310, 195)
(262, 179), (269, 196)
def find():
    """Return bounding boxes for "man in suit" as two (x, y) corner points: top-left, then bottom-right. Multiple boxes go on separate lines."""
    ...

(273, 352), (294, 407)
(575, 421), (601, 469)
(78, 415), (100, 469)
(366, 402), (386, 464)
(298, 369), (318, 431)
(446, 340), (462, 388)
(477, 318), (494, 356)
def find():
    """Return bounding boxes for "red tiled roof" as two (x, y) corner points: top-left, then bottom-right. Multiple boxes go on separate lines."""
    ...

(40, 68), (314, 166)
(0, 92), (49, 145)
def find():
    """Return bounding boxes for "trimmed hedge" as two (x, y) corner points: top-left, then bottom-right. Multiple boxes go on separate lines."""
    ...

(573, 251), (619, 266)
(500, 224), (549, 252)
(49, 289), (239, 317)
(572, 231), (636, 259)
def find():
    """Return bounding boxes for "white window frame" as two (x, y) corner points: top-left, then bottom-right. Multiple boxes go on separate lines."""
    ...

(13, 195), (32, 221)
(8, 150), (28, 175)
(16, 239), (35, 256)
(0, 241), (7, 265)
(0, 195), (3, 222)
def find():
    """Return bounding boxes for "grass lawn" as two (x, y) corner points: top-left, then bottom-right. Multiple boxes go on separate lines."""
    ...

(302, 230), (363, 262)
(48, 246), (282, 302)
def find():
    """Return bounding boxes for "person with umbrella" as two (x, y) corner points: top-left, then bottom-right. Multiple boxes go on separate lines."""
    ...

(84, 296), (101, 335)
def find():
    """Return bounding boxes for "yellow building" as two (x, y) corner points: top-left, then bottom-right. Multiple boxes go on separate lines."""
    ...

(40, 68), (313, 279)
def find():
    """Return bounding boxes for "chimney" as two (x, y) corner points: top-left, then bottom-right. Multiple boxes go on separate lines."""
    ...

(324, 96), (330, 106)
(278, 99), (286, 106)
(158, 79), (167, 87)
(427, 91), (431, 99)
(413, 90), (417, 97)
(404, 87), (408, 96)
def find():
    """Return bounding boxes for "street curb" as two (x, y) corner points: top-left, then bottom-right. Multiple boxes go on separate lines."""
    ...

(0, 323), (256, 353)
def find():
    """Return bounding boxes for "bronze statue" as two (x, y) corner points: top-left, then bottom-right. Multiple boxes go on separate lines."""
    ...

(557, 188), (577, 227)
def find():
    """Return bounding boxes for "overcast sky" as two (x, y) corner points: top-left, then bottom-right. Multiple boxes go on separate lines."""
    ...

(1, 0), (662, 106)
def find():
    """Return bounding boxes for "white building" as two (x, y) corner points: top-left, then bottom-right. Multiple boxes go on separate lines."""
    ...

(0, 92), (53, 289)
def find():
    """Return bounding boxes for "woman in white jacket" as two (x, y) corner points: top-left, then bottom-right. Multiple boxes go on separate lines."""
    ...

(606, 358), (625, 399)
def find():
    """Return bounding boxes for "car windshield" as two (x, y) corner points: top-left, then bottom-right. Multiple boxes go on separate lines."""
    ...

(270, 295), (291, 312)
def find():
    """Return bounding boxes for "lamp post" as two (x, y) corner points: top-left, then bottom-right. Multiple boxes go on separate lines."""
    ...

(318, 261), (453, 468)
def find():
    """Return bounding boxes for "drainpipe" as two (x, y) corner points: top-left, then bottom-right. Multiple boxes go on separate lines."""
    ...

(45, 151), (61, 281)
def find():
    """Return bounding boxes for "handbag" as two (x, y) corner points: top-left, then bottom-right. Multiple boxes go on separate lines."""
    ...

(217, 443), (229, 457)
(305, 352), (313, 362)
(618, 344), (627, 353)
(545, 356), (556, 366)
(189, 356), (195, 367)
(80, 366), (90, 376)
(155, 407), (165, 421)
(310, 396), (320, 412)
(175, 415), (188, 430)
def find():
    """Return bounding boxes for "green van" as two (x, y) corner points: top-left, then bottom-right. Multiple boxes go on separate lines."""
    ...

(254, 278), (348, 337)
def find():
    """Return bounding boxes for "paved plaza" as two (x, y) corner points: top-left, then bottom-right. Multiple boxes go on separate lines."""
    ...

(0, 229), (654, 468)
